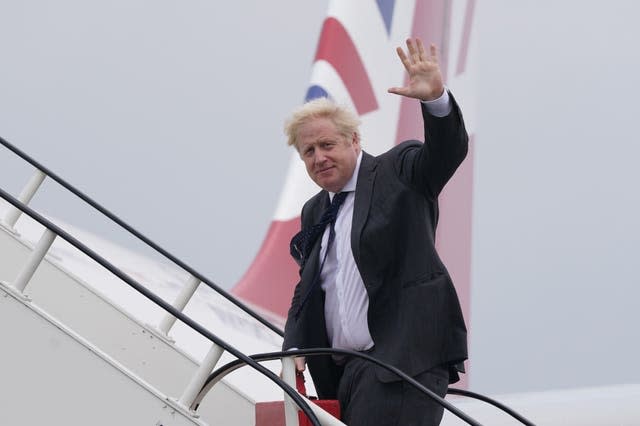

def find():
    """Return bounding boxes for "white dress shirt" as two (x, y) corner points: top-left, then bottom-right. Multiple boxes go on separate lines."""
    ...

(321, 151), (373, 351)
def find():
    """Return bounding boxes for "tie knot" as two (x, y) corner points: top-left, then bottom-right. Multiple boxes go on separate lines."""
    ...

(324, 191), (348, 224)
(331, 191), (348, 210)
(331, 191), (348, 206)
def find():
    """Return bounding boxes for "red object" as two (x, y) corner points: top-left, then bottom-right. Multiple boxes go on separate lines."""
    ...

(296, 373), (341, 425)
(255, 373), (341, 426)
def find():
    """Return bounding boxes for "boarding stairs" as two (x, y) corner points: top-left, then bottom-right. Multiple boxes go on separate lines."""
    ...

(0, 136), (542, 426)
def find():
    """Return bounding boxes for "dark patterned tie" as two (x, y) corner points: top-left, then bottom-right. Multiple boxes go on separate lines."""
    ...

(290, 191), (349, 317)
(290, 191), (349, 268)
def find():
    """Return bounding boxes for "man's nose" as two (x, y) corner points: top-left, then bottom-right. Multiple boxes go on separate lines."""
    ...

(313, 151), (327, 165)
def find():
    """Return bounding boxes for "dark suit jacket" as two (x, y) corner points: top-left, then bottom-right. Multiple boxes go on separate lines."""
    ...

(283, 94), (469, 399)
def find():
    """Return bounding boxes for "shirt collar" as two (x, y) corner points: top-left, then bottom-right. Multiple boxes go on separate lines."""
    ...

(329, 151), (362, 200)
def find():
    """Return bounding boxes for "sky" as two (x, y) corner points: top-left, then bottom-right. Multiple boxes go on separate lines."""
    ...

(0, 0), (326, 287)
(1, 0), (640, 396)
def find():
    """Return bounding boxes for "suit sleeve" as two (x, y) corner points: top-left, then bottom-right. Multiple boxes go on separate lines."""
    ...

(282, 202), (309, 350)
(394, 91), (469, 199)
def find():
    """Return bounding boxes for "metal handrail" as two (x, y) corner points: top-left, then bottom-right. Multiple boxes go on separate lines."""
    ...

(447, 388), (536, 426)
(194, 349), (536, 426)
(194, 349), (482, 426)
(0, 187), (320, 426)
(0, 135), (284, 338)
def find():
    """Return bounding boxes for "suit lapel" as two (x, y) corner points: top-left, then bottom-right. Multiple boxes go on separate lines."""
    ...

(352, 151), (377, 267)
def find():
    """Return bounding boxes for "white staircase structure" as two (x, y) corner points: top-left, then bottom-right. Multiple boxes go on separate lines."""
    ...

(0, 206), (348, 426)
(1, 280), (206, 426)
(0, 137), (342, 426)
(0, 221), (255, 425)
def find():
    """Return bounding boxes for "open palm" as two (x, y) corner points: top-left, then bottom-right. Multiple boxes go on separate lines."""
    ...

(388, 38), (444, 101)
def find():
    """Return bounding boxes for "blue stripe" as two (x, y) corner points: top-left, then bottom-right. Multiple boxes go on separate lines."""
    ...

(305, 85), (330, 102)
(376, 0), (395, 35)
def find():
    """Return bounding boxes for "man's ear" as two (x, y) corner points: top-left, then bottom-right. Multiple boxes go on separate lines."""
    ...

(352, 132), (360, 147)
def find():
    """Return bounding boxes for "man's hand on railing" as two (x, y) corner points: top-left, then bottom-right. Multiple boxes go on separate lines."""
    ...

(294, 356), (306, 372)
(280, 355), (306, 379)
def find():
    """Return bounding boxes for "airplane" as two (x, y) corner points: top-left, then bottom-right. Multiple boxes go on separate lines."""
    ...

(0, 0), (639, 425)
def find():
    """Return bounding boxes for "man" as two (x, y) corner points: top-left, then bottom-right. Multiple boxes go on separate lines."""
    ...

(283, 38), (468, 426)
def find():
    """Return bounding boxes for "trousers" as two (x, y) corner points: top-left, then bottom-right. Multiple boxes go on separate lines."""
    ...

(337, 356), (450, 426)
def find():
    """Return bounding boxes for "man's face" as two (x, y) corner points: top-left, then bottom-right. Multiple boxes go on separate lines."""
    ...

(296, 117), (360, 193)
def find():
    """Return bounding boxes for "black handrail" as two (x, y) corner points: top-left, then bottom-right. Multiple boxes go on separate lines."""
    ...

(0, 135), (284, 337)
(194, 349), (482, 426)
(195, 349), (537, 426)
(0, 187), (320, 426)
(447, 388), (535, 426)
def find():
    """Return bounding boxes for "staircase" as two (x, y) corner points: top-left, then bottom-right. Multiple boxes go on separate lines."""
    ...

(0, 279), (207, 426)
(0, 136), (305, 425)
(0, 202), (279, 425)
(0, 132), (352, 426)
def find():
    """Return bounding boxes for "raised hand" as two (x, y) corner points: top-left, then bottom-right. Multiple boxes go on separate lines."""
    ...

(388, 38), (445, 101)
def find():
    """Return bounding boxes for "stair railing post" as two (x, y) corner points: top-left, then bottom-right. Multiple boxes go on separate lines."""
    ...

(282, 356), (346, 426)
(13, 228), (56, 293)
(157, 274), (200, 336)
(177, 343), (224, 409)
(282, 356), (301, 426)
(2, 170), (47, 229)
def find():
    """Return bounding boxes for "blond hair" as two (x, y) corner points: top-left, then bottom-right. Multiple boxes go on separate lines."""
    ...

(284, 97), (361, 149)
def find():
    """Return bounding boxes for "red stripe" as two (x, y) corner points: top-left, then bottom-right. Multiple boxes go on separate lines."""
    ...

(394, 0), (448, 144)
(456, 0), (476, 76)
(394, 0), (473, 389)
(435, 138), (474, 390)
(232, 218), (300, 319)
(315, 17), (378, 115)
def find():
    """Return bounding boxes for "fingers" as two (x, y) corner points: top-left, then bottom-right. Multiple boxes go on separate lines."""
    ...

(406, 37), (418, 60)
(387, 86), (409, 96)
(390, 37), (442, 100)
(279, 356), (306, 379)
(294, 356), (306, 372)
(416, 38), (427, 60)
(429, 43), (439, 63)
(395, 46), (411, 71)
(406, 38), (423, 65)
(399, 38), (439, 65)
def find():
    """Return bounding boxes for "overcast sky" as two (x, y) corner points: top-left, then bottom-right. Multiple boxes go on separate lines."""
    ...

(0, 0), (327, 286)
(1, 1), (639, 396)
